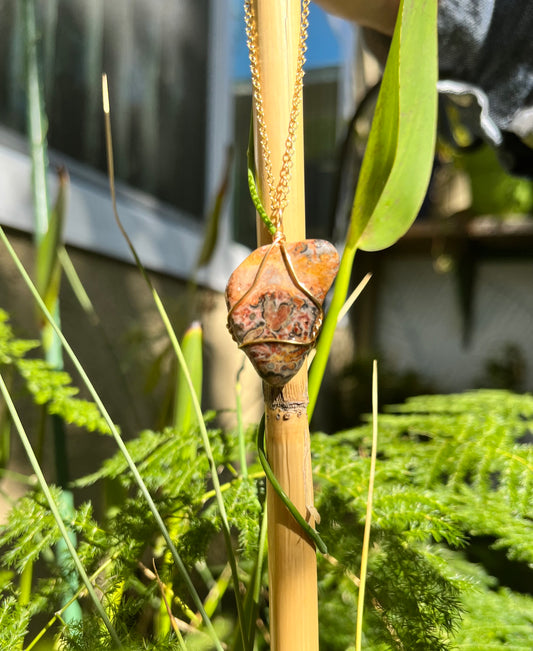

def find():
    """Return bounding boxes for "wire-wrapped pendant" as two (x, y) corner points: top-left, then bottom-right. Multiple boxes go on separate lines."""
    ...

(226, 238), (339, 387)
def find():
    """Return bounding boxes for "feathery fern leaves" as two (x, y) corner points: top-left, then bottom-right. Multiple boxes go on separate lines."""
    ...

(0, 486), (64, 573)
(382, 390), (533, 563)
(0, 309), (112, 435)
(0, 596), (30, 650)
(312, 389), (533, 650)
(1, 310), (532, 651)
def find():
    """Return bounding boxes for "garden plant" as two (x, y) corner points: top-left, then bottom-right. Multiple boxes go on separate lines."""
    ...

(0, 0), (532, 650)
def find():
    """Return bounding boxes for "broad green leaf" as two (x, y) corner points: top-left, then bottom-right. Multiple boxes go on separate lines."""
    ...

(350, 0), (438, 251)
(309, 0), (437, 415)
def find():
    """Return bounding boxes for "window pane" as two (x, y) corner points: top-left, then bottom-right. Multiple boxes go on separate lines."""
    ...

(0, 0), (208, 219)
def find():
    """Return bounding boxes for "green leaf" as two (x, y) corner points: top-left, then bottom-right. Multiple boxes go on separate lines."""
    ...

(350, 0), (438, 251)
(173, 321), (203, 435)
(35, 167), (68, 313)
(309, 0), (438, 416)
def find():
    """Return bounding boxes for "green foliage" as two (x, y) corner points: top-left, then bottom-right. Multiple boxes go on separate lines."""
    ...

(0, 309), (112, 435)
(0, 596), (30, 649)
(350, 0), (437, 251)
(1, 313), (532, 649)
(308, 0), (438, 414)
(313, 390), (533, 650)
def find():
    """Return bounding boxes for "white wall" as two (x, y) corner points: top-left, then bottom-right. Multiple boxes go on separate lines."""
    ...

(376, 256), (533, 391)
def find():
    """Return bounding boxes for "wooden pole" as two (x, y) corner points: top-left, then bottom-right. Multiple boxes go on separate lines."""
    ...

(252, 1), (319, 649)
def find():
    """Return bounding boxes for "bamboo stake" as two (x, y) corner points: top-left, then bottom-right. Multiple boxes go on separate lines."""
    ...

(252, 1), (319, 649)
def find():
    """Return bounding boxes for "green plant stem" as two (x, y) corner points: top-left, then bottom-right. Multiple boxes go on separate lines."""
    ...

(247, 500), (268, 650)
(23, 0), (49, 239)
(58, 247), (98, 323)
(0, 224), (224, 651)
(257, 415), (327, 555)
(236, 359), (248, 480)
(18, 564), (33, 610)
(0, 372), (122, 648)
(102, 74), (246, 648)
(308, 238), (358, 419)
(25, 0), (79, 621)
(355, 360), (378, 651)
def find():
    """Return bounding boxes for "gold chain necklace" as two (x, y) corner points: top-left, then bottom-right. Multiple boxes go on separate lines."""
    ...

(244, 0), (310, 235)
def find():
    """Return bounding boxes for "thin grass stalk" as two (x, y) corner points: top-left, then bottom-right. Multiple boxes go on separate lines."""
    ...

(251, 1), (319, 649)
(102, 73), (247, 647)
(355, 360), (379, 650)
(0, 225), (224, 651)
(236, 359), (248, 480)
(246, 501), (268, 650)
(58, 245), (144, 429)
(0, 373), (122, 648)
(23, 0), (49, 238)
(307, 272), (372, 370)
(0, 369), (12, 469)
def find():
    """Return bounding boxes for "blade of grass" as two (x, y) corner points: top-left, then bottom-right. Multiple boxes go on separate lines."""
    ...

(0, 225), (224, 651)
(153, 561), (187, 650)
(0, 368), (12, 470)
(235, 358), (248, 480)
(355, 360), (378, 651)
(58, 246), (98, 325)
(23, 0), (49, 240)
(336, 272), (372, 325)
(245, 501), (268, 651)
(58, 244), (144, 429)
(202, 563), (232, 620)
(0, 372), (122, 648)
(102, 73), (246, 648)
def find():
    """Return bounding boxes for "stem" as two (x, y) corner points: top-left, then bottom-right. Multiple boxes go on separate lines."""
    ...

(308, 236), (358, 419)
(0, 373), (122, 648)
(355, 360), (379, 650)
(102, 74), (242, 649)
(0, 225), (224, 651)
(251, 2), (319, 648)
(23, 0), (80, 623)
(236, 359), (248, 479)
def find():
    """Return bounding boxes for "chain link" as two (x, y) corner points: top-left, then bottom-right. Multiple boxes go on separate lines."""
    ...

(244, 0), (310, 234)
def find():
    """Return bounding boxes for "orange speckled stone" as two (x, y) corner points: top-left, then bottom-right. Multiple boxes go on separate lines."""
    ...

(225, 239), (339, 386)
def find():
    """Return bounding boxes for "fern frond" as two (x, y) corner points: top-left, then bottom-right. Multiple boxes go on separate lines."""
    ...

(0, 486), (63, 572)
(222, 477), (262, 557)
(0, 596), (30, 649)
(312, 389), (533, 650)
(0, 309), (113, 435)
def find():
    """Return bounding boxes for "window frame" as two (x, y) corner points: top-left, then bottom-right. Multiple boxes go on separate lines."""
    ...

(0, 0), (249, 292)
